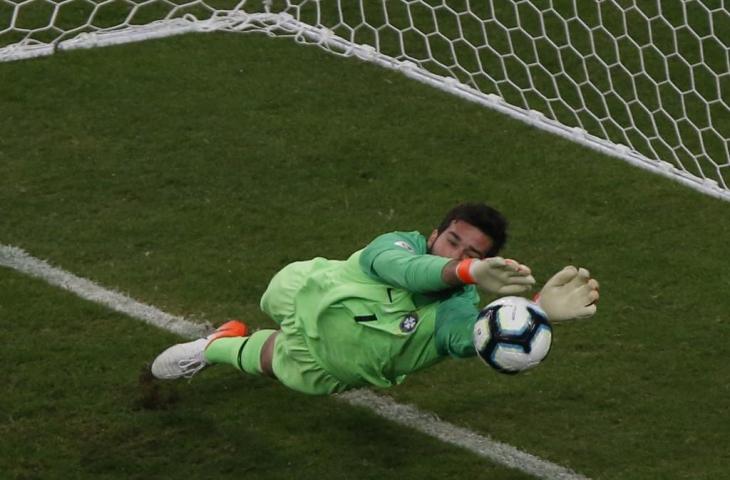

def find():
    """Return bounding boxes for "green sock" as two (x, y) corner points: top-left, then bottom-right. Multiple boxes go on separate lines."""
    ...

(204, 330), (276, 376)
(204, 337), (247, 367)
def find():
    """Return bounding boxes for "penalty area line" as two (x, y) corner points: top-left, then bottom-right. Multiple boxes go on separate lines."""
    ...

(0, 244), (589, 480)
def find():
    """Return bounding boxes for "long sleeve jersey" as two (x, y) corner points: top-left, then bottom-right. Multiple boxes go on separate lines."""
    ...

(284, 230), (481, 389)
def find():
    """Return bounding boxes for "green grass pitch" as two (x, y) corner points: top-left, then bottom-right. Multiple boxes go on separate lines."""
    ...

(1, 32), (729, 479)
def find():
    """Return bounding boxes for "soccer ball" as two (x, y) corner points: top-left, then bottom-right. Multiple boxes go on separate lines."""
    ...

(473, 296), (552, 374)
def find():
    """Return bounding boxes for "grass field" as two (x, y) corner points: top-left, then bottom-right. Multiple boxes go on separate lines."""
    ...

(1, 30), (729, 479)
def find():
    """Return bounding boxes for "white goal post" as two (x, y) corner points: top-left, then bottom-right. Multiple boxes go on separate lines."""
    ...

(2, 0), (729, 201)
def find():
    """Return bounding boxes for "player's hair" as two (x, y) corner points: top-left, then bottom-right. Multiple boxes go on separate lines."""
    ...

(437, 203), (508, 257)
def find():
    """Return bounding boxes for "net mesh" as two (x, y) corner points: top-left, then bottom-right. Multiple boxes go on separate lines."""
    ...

(2, 0), (729, 199)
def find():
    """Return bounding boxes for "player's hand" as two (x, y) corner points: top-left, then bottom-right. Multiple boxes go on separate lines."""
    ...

(536, 266), (599, 321)
(456, 257), (536, 295)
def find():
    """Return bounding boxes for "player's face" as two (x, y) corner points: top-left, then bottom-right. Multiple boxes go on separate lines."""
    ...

(427, 220), (493, 260)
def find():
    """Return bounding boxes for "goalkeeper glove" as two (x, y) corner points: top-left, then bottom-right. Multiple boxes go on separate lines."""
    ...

(455, 257), (536, 295)
(536, 266), (600, 321)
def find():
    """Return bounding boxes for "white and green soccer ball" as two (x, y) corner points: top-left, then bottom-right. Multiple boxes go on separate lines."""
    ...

(473, 296), (553, 374)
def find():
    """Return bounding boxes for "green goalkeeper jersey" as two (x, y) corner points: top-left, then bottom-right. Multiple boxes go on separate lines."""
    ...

(293, 231), (480, 389)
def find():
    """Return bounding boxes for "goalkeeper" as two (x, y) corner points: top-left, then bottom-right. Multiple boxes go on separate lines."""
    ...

(151, 203), (599, 394)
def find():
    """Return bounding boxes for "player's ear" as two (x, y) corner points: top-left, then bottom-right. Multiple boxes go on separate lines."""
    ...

(427, 229), (438, 250)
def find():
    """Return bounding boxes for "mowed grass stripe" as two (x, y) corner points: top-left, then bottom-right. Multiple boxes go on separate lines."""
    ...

(0, 243), (589, 480)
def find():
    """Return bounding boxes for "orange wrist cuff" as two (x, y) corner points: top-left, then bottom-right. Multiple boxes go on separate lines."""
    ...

(455, 259), (476, 284)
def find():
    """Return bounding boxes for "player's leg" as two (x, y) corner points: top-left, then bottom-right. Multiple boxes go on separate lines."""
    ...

(203, 328), (278, 377)
(260, 331), (278, 377)
(151, 321), (347, 395)
(151, 324), (278, 381)
(151, 259), (342, 392)
(202, 308), (348, 394)
(201, 258), (315, 379)
(203, 325), (347, 395)
(150, 320), (249, 380)
(151, 260), (310, 380)
(268, 327), (348, 395)
(258, 259), (349, 394)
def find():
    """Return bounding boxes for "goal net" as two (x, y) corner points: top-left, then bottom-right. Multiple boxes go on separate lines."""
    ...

(2, 0), (729, 201)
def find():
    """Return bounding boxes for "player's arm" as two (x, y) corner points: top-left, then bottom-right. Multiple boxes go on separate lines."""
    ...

(359, 232), (452, 293)
(443, 257), (535, 295)
(360, 232), (535, 294)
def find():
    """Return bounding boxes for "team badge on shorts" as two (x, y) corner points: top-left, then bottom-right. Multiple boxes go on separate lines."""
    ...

(400, 313), (419, 333)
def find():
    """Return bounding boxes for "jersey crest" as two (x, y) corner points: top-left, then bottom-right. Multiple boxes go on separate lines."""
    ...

(399, 312), (419, 333)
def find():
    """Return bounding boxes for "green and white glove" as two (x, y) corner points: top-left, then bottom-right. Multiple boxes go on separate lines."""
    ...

(536, 266), (600, 321)
(455, 257), (536, 295)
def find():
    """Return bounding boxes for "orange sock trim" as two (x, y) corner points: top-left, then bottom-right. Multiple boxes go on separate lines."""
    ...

(206, 320), (249, 347)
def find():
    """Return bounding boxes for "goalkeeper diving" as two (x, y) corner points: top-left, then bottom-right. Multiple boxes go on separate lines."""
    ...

(151, 203), (600, 394)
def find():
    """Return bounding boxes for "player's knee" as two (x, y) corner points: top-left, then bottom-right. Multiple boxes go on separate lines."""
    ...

(260, 331), (279, 378)
(239, 329), (277, 376)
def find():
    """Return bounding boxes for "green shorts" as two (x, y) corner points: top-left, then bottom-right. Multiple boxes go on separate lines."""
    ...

(260, 260), (349, 396)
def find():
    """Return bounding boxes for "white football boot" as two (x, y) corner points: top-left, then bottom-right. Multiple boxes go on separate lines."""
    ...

(151, 320), (248, 380)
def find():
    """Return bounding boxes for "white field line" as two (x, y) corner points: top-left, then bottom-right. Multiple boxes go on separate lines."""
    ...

(0, 244), (209, 339)
(0, 244), (589, 480)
